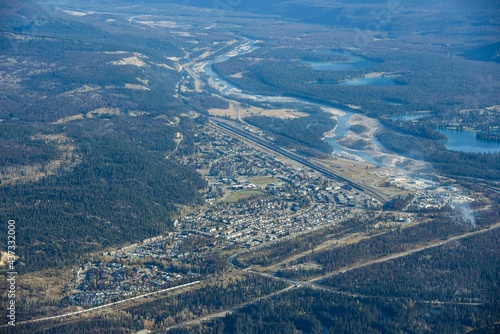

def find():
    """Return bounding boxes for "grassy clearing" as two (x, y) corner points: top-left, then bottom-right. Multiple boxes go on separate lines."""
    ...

(249, 176), (279, 186)
(226, 190), (263, 203)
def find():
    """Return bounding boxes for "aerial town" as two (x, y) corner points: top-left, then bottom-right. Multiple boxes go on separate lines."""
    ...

(65, 123), (477, 307)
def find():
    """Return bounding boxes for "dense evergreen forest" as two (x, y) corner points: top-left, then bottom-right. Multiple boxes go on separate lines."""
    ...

(379, 118), (447, 141)
(171, 287), (498, 334)
(0, 123), (60, 167)
(463, 42), (500, 63)
(0, 0), (210, 274)
(476, 129), (500, 143)
(276, 215), (482, 280)
(0, 117), (207, 273)
(323, 229), (500, 305)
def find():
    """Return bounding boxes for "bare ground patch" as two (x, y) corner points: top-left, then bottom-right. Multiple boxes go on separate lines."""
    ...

(53, 107), (127, 124)
(0, 134), (82, 186)
(86, 108), (123, 118)
(0, 251), (15, 267)
(229, 72), (244, 78)
(52, 114), (85, 124)
(110, 56), (147, 67)
(124, 83), (150, 91)
(209, 104), (307, 119)
(61, 85), (100, 95)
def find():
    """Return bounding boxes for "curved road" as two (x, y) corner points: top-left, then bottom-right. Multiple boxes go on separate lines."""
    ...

(164, 222), (500, 331)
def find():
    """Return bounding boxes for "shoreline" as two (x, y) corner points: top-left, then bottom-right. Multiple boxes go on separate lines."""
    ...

(323, 123), (339, 139)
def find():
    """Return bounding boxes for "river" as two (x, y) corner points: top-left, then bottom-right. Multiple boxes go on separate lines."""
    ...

(203, 40), (381, 163)
(201, 39), (498, 164)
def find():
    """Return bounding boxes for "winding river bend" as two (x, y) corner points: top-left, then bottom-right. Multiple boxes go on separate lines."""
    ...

(200, 39), (380, 164)
(199, 39), (500, 159)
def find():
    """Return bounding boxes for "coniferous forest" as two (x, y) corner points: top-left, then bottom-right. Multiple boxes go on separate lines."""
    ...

(1, 0), (499, 333)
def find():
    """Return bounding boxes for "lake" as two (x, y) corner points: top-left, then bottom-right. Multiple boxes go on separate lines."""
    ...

(389, 113), (430, 121)
(438, 129), (500, 153)
(303, 58), (373, 71)
(340, 77), (401, 86)
(303, 51), (402, 86)
(302, 51), (374, 71)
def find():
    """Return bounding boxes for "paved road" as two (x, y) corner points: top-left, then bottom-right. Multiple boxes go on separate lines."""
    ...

(6, 281), (200, 327)
(163, 223), (500, 331)
(12, 223), (498, 330)
(308, 221), (500, 283)
(209, 118), (387, 203)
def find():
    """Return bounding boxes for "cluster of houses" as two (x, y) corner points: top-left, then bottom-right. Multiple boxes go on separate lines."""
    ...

(67, 232), (205, 306)
(180, 127), (376, 247)
(71, 125), (467, 307)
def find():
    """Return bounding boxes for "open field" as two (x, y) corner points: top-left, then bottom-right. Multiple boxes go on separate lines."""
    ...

(226, 190), (263, 202)
(249, 176), (279, 186)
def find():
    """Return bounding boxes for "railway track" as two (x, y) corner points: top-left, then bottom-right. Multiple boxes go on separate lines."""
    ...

(209, 118), (386, 203)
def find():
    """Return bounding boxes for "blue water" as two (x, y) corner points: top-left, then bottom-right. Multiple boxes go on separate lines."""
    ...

(204, 39), (259, 94)
(302, 51), (374, 71)
(389, 113), (430, 121)
(304, 58), (373, 71)
(205, 41), (378, 164)
(438, 129), (500, 153)
(340, 77), (400, 86)
(325, 115), (378, 165)
(205, 42), (500, 161)
(387, 116), (499, 153)
(303, 52), (401, 87)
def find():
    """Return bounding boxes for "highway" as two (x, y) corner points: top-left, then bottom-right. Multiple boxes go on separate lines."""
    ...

(209, 118), (386, 203)
(5, 281), (200, 327)
(166, 222), (500, 331)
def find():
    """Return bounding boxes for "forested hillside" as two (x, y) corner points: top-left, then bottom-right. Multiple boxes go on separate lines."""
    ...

(0, 117), (207, 273)
(0, 0), (207, 273)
